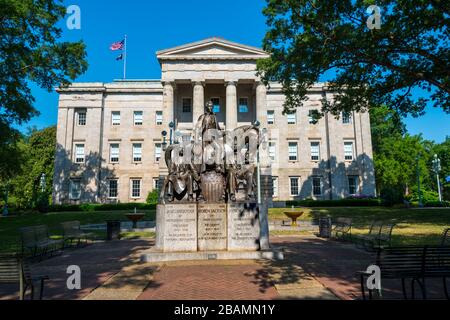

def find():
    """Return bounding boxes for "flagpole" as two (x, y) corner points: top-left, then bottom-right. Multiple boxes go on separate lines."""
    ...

(123, 35), (127, 79)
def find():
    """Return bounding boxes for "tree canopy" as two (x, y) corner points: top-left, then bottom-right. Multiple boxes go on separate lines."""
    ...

(257, 0), (450, 117)
(0, 0), (88, 167)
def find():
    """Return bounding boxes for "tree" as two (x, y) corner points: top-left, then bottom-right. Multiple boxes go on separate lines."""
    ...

(11, 126), (56, 209)
(0, 0), (88, 160)
(369, 105), (406, 153)
(257, 0), (450, 117)
(431, 137), (450, 200)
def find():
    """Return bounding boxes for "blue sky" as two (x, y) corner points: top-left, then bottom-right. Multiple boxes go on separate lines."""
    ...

(25, 0), (449, 143)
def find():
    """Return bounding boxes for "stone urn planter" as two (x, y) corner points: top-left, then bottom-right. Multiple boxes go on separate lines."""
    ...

(283, 211), (304, 227)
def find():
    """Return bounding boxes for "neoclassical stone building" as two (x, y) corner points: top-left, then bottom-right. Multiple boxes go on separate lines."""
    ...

(52, 37), (376, 205)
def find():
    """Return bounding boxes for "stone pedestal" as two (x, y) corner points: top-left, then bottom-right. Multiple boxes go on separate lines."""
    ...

(146, 202), (282, 262)
(156, 203), (197, 252)
(198, 203), (227, 251)
(227, 202), (260, 251)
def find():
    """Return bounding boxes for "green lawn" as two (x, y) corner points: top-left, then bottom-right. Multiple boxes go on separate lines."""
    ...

(269, 207), (450, 246)
(0, 210), (156, 253)
(1, 207), (448, 253)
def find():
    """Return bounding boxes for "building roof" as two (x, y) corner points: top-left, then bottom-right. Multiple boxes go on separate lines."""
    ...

(156, 37), (270, 61)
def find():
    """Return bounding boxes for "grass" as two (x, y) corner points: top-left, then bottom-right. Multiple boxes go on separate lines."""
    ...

(1, 206), (448, 253)
(269, 207), (450, 246)
(0, 210), (156, 253)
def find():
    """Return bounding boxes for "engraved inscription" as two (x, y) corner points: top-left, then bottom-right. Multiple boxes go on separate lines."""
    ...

(228, 203), (260, 251)
(164, 204), (197, 252)
(198, 204), (227, 251)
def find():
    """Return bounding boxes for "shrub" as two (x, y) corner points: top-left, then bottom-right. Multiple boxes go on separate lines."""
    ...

(146, 190), (159, 205)
(406, 187), (440, 204)
(48, 203), (157, 213)
(380, 186), (404, 206)
(424, 201), (449, 208)
(285, 198), (382, 207)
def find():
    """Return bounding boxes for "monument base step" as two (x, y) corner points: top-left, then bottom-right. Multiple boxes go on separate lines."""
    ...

(140, 248), (284, 263)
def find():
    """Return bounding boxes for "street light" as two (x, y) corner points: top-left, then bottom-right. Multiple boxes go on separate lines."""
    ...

(40, 173), (46, 193)
(432, 154), (442, 202)
(169, 121), (175, 145)
(161, 130), (168, 151)
(416, 154), (423, 207)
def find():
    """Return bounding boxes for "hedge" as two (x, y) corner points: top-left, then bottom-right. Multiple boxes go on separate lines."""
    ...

(286, 198), (382, 207)
(424, 201), (450, 208)
(48, 203), (157, 212)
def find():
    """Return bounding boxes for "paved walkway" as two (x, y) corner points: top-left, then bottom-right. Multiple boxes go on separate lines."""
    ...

(1, 236), (448, 300)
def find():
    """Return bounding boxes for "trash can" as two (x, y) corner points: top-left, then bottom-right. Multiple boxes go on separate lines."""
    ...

(319, 217), (332, 238)
(106, 220), (121, 241)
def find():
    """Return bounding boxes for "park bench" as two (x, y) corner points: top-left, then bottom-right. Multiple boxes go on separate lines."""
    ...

(357, 222), (396, 252)
(332, 218), (352, 240)
(0, 254), (49, 300)
(354, 221), (383, 250)
(359, 245), (450, 300)
(19, 225), (63, 259)
(61, 221), (93, 247)
(441, 228), (450, 246)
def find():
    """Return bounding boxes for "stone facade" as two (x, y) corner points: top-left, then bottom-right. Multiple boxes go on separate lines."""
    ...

(52, 37), (376, 205)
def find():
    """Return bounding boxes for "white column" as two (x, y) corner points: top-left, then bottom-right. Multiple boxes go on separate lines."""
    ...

(193, 81), (204, 123)
(225, 81), (238, 130)
(163, 82), (174, 125)
(256, 81), (267, 125)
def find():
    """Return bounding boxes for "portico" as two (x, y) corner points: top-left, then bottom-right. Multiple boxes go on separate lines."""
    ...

(157, 37), (269, 131)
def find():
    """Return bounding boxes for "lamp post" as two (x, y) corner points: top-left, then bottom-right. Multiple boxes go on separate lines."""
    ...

(2, 182), (9, 217)
(40, 173), (46, 193)
(416, 154), (423, 207)
(169, 121), (175, 145)
(432, 154), (442, 202)
(161, 130), (168, 151)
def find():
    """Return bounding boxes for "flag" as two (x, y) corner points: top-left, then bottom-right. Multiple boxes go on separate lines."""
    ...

(110, 40), (124, 51)
(116, 54), (123, 61)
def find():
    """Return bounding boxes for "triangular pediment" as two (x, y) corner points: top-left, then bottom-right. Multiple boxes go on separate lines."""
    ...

(157, 37), (269, 60)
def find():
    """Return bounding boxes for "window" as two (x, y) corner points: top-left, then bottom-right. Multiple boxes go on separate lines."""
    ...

(69, 179), (81, 200)
(131, 179), (141, 198)
(74, 144), (85, 163)
(182, 98), (192, 113)
(308, 110), (319, 124)
(310, 142), (320, 161)
(312, 177), (322, 196)
(134, 111), (143, 126)
(110, 144), (119, 163)
(287, 113), (297, 124)
(155, 143), (162, 162)
(239, 98), (249, 113)
(272, 177), (279, 197)
(342, 111), (352, 124)
(348, 176), (359, 195)
(132, 143), (142, 162)
(269, 141), (276, 162)
(267, 110), (275, 125)
(290, 177), (300, 196)
(108, 179), (118, 198)
(288, 142), (298, 161)
(211, 98), (220, 113)
(77, 110), (86, 126)
(344, 141), (354, 161)
(153, 178), (160, 191)
(111, 111), (121, 126)
(156, 111), (163, 125)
